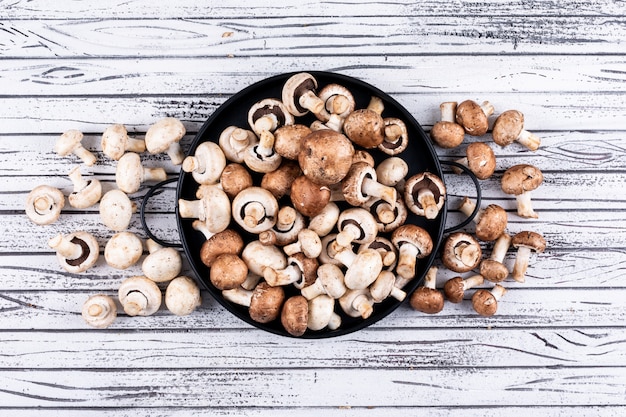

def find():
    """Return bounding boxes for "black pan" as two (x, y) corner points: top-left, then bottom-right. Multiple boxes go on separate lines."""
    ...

(142, 71), (480, 338)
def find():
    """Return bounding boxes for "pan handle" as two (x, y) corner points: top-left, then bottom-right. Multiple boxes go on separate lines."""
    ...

(140, 178), (183, 248)
(439, 160), (482, 234)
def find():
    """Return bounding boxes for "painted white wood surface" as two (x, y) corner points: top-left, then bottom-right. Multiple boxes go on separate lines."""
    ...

(1, 1), (625, 415)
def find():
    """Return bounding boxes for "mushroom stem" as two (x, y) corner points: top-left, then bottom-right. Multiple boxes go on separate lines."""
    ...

(396, 243), (419, 280)
(73, 146), (97, 167)
(464, 274), (485, 289)
(264, 264), (301, 287)
(68, 167), (89, 192)
(126, 137), (146, 153)
(440, 102), (457, 123)
(480, 101), (495, 117)
(335, 224), (361, 248)
(373, 201), (395, 224)
(48, 234), (83, 260)
(229, 128), (253, 152)
(517, 130), (541, 151)
(516, 192), (538, 219)
(367, 96), (385, 115)
(33, 194), (57, 215)
(327, 94), (350, 115)
(455, 241), (481, 267)
(257, 131), (276, 157)
(123, 291), (149, 316)
(243, 201), (266, 228)
(165, 142), (185, 166)
(299, 91), (325, 115)
(458, 196), (484, 223)
(330, 244), (357, 267)
(276, 206), (297, 231)
(254, 115), (278, 135)
(384, 123), (403, 143)
(417, 188), (439, 220)
(512, 245), (532, 282)
(222, 286), (253, 307)
(491, 233), (512, 262)
(143, 167), (168, 183)
(422, 266), (438, 289)
(361, 177), (397, 207)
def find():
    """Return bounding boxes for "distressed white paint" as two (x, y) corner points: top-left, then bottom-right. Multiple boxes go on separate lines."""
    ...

(1, 0), (625, 415)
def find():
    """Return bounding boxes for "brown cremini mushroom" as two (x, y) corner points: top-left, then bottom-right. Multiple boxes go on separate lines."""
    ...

(430, 102), (465, 148)
(218, 163), (254, 199)
(453, 142), (496, 180)
(25, 185), (65, 225)
(472, 284), (507, 316)
(260, 160), (302, 200)
(273, 124), (312, 160)
(455, 100), (495, 136)
(492, 110), (541, 151)
(409, 266), (444, 314)
(511, 231), (546, 282)
(48, 231), (99, 274)
(222, 281), (285, 324)
(443, 274), (484, 303)
(145, 117), (186, 165)
(290, 175), (332, 218)
(298, 129), (355, 186)
(441, 232), (482, 273)
(378, 117), (409, 155)
(197, 227), (244, 268)
(480, 233), (512, 283)
(282, 72), (325, 117)
(391, 224), (434, 285)
(501, 164), (543, 219)
(403, 172), (446, 220)
(343, 107), (385, 149)
(341, 162), (397, 207)
(210, 253), (248, 290)
(316, 83), (355, 131)
(55, 129), (97, 166)
(281, 295), (309, 337)
(458, 196), (508, 242)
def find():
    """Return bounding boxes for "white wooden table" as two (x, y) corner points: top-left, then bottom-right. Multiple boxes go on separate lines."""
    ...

(1, 1), (625, 415)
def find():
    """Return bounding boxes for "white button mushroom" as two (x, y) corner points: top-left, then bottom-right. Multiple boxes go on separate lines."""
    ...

(116, 152), (168, 194)
(25, 185), (65, 225)
(104, 231), (143, 270)
(317, 83), (355, 131)
(307, 202), (340, 238)
(142, 239), (183, 283)
(307, 294), (341, 331)
(118, 275), (162, 316)
(99, 189), (136, 232)
(55, 129), (97, 166)
(329, 245), (384, 291)
(67, 166), (102, 209)
(369, 270), (406, 303)
(230, 187), (278, 234)
(182, 141), (227, 185)
(282, 229), (322, 258)
(241, 240), (287, 278)
(218, 126), (258, 163)
(178, 185), (231, 235)
(82, 294), (117, 329)
(375, 156), (409, 188)
(165, 276), (202, 316)
(48, 231), (100, 274)
(101, 124), (146, 160)
(281, 72), (325, 118)
(145, 117), (186, 165)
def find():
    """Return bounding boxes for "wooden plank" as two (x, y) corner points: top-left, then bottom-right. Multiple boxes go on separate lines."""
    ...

(0, 327), (624, 369)
(0, 288), (623, 330)
(1, 91), (625, 134)
(2, 55), (626, 96)
(0, 367), (623, 407)
(4, 0), (626, 19)
(1, 16), (626, 59)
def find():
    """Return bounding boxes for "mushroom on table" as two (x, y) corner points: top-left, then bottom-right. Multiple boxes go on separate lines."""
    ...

(115, 152), (167, 194)
(511, 231), (546, 282)
(492, 109), (541, 151)
(409, 266), (444, 314)
(480, 233), (513, 282)
(101, 124), (146, 161)
(48, 231), (99, 274)
(430, 101), (465, 148)
(165, 276), (202, 316)
(452, 142), (496, 180)
(55, 129), (97, 166)
(457, 196), (508, 242)
(501, 164), (544, 219)
(99, 189), (135, 232)
(118, 275), (162, 317)
(145, 117), (186, 165)
(443, 274), (485, 303)
(104, 231), (143, 270)
(25, 185), (65, 225)
(472, 284), (507, 316)
(455, 99), (495, 136)
(142, 239), (183, 283)
(441, 232), (482, 273)
(67, 166), (102, 209)
(82, 294), (117, 329)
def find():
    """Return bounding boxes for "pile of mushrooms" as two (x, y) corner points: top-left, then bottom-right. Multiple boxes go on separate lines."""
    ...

(179, 72), (445, 336)
(25, 119), (203, 329)
(412, 99), (546, 317)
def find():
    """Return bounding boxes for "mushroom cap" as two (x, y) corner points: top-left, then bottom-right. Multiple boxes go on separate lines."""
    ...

(441, 232), (482, 273)
(343, 248), (384, 290)
(318, 83), (355, 120)
(281, 295), (309, 337)
(210, 253), (248, 290)
(104, 231), (143, 270)
(218, 126), (257, 163)
(308, 202), (340, 237)
(391, 224), (434, 259)
(115, 152), (143, 194)
(248, 98), (294, 136)
(183, 141), (227, 185)
(249, 281), (285, 323)
(314, 263), (347, 299)
(307, 294), (341, 331)
(218, 163), (254, 199)
(480, 259), (510, 282)
(492, 110), (524, 146)
(465, 142), (496, 180)
(403, 172), (446, 217)
(241, 240), (287, 276)
(101, 124), (130, 160)
(261, 160), (302, 200)
(274, 124), (312, 160)
(430, 121), (465, 148)
(82, 294), (117, 329)
(472, 288), (499, 316)
(376, 157), (409, 187)
(379, 117), (409, 155)
(501, 164), (544, 195)
(336, 207), (379, 246)
(68, 177), (102, 209)
(341, 162), (378, 206)
(282, 72), (323, 117)
(165, 276), (202, 316)
(99, 189), (134, 232)
(118, 275), (162, 316)
(409, 286), (444, 314)
(290, 175), (331, 218)
(199, 229), (244, 267)
(298, 129), (355, 186)
(443, 276), (466, 303)
(455, 100), (491, 136)
(55, 129), (84, 155)
(145, 117), (186, 154)
(25, 185), (65, 225)
(475, 204), (508, 242)
(231, 186), (279, 234)
(511, 231), (546, 253)
(343, 109), (385, 148)
(50, 231), (100, 274)
(142, 246), (183, 282)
